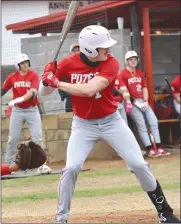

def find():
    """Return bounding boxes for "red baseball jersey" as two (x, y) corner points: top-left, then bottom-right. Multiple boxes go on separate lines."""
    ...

(118, 68), (147, 99)
(55, 53), (119, 119)
(171, 75), (180, 94)
(114, 78), (123, 103)
(2, 70), (40, 108)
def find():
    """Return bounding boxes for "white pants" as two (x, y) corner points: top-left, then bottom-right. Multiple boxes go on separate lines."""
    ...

(173, 99), (180, 114)
(55, 111), (157, 221)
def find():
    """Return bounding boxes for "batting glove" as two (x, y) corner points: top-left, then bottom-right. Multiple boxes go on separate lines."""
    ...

(8, 96), (24, 106)
(42, 72), (60, 88)
(133, 100), (144, 110)
(44, 62), (57, 74)
(141, 101), (149, 112)
(125, 101), (132, 114)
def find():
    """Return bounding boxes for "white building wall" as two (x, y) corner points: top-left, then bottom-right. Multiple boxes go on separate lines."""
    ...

(2, 1), (49, 65)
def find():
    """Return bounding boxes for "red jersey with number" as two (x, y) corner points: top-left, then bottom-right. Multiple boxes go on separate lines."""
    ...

(55, 53), (119, 119)
(171, 75), (180, 94)
(118, 68), (147, 99)
(114, 78), (123, 103)
(2, 70), (40, 108)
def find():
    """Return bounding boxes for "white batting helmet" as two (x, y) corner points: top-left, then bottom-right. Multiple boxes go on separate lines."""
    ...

(70, 43), (79, 52)
(125, 50), (139, 65)
(78, 25), (117, 58)
(15, 53), (30, 69)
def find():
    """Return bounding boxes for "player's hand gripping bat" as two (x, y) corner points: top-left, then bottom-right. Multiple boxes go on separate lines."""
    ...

(43, 0), (79, 86)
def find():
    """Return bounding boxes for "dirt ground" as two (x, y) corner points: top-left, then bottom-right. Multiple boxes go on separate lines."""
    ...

(2, 153), (180, 223)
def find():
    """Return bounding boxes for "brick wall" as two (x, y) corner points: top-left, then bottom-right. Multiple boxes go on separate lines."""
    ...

(1, 113), (118, 164)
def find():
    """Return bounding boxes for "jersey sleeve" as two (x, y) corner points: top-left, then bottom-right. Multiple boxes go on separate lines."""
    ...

(2, 74), (13, 90)
(98, 57), (120, 83)
(55, 58), (69, 81)
(171, 76), (180, 94)
(30, 72), (40, 90)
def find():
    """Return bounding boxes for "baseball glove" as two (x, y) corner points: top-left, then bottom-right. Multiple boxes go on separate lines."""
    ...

(15, 141), (47, 170)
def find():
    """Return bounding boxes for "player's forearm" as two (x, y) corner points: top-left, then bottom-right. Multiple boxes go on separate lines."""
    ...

(22, 91), (35, 102)
(143, 88), (149, 101)
(9, 163), (19, 172)
(58, 82), (96, 97)
(120, 86), (131, 102)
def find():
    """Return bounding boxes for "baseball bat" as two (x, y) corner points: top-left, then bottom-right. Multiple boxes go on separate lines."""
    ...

(165, 78), (173, 95)
(43, 0), (79, 86)
(53, 1), (79, 61)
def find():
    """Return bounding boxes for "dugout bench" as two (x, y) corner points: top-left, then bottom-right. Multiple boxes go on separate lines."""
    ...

(154, 94), (180, 145)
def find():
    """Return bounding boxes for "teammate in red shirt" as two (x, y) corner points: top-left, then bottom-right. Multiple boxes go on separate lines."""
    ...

(118, 50), (170, 158)
(40, 26), (179, 224)
(1, 53), (51, 174)
(171, 75), (180, 115)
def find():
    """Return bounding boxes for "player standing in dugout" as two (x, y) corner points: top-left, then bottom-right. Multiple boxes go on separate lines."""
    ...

(1, 53), (52, 174)
(117, 50), (170, 158)
(39, 25), (180, 223)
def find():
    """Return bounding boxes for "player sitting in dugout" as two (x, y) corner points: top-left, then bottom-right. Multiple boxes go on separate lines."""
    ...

(1, 53), (52, 174)
(171, 75), (180, 115)
(114, 50), (170, 158)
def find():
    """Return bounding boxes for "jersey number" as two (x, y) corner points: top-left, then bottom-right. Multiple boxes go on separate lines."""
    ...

(95, 92), (102, 99)
(136, 84), (142, 92)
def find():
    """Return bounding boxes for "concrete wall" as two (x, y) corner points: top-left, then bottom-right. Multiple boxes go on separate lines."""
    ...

(1, 113), (118, 164)
(141, 34), (180, 86)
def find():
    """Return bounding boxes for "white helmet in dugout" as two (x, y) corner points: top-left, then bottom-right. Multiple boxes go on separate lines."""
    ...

(78, 25), (117, 58)
(125, 50), (139, 65)
(15, 53), (30, 69)
(70, 43), (79, 52)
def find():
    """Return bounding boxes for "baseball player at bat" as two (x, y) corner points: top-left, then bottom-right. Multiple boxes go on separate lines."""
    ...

(1, 54), (51, 174)
(117, 50), (170, 158)
(171, 75), (180, 115)
(39, 26), (179, 223)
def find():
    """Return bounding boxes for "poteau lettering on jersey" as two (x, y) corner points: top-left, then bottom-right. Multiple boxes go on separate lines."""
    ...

(128, 77), (142, 85)
(14, 81), (31, 88)
(71, 72), (99, 83)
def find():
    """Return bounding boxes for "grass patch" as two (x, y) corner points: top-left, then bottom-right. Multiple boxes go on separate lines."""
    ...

(2, 158), (180, 188)
(2, 182), (180, 204)
(2, 168), (129, 188)
(2, 174), (60, 187)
